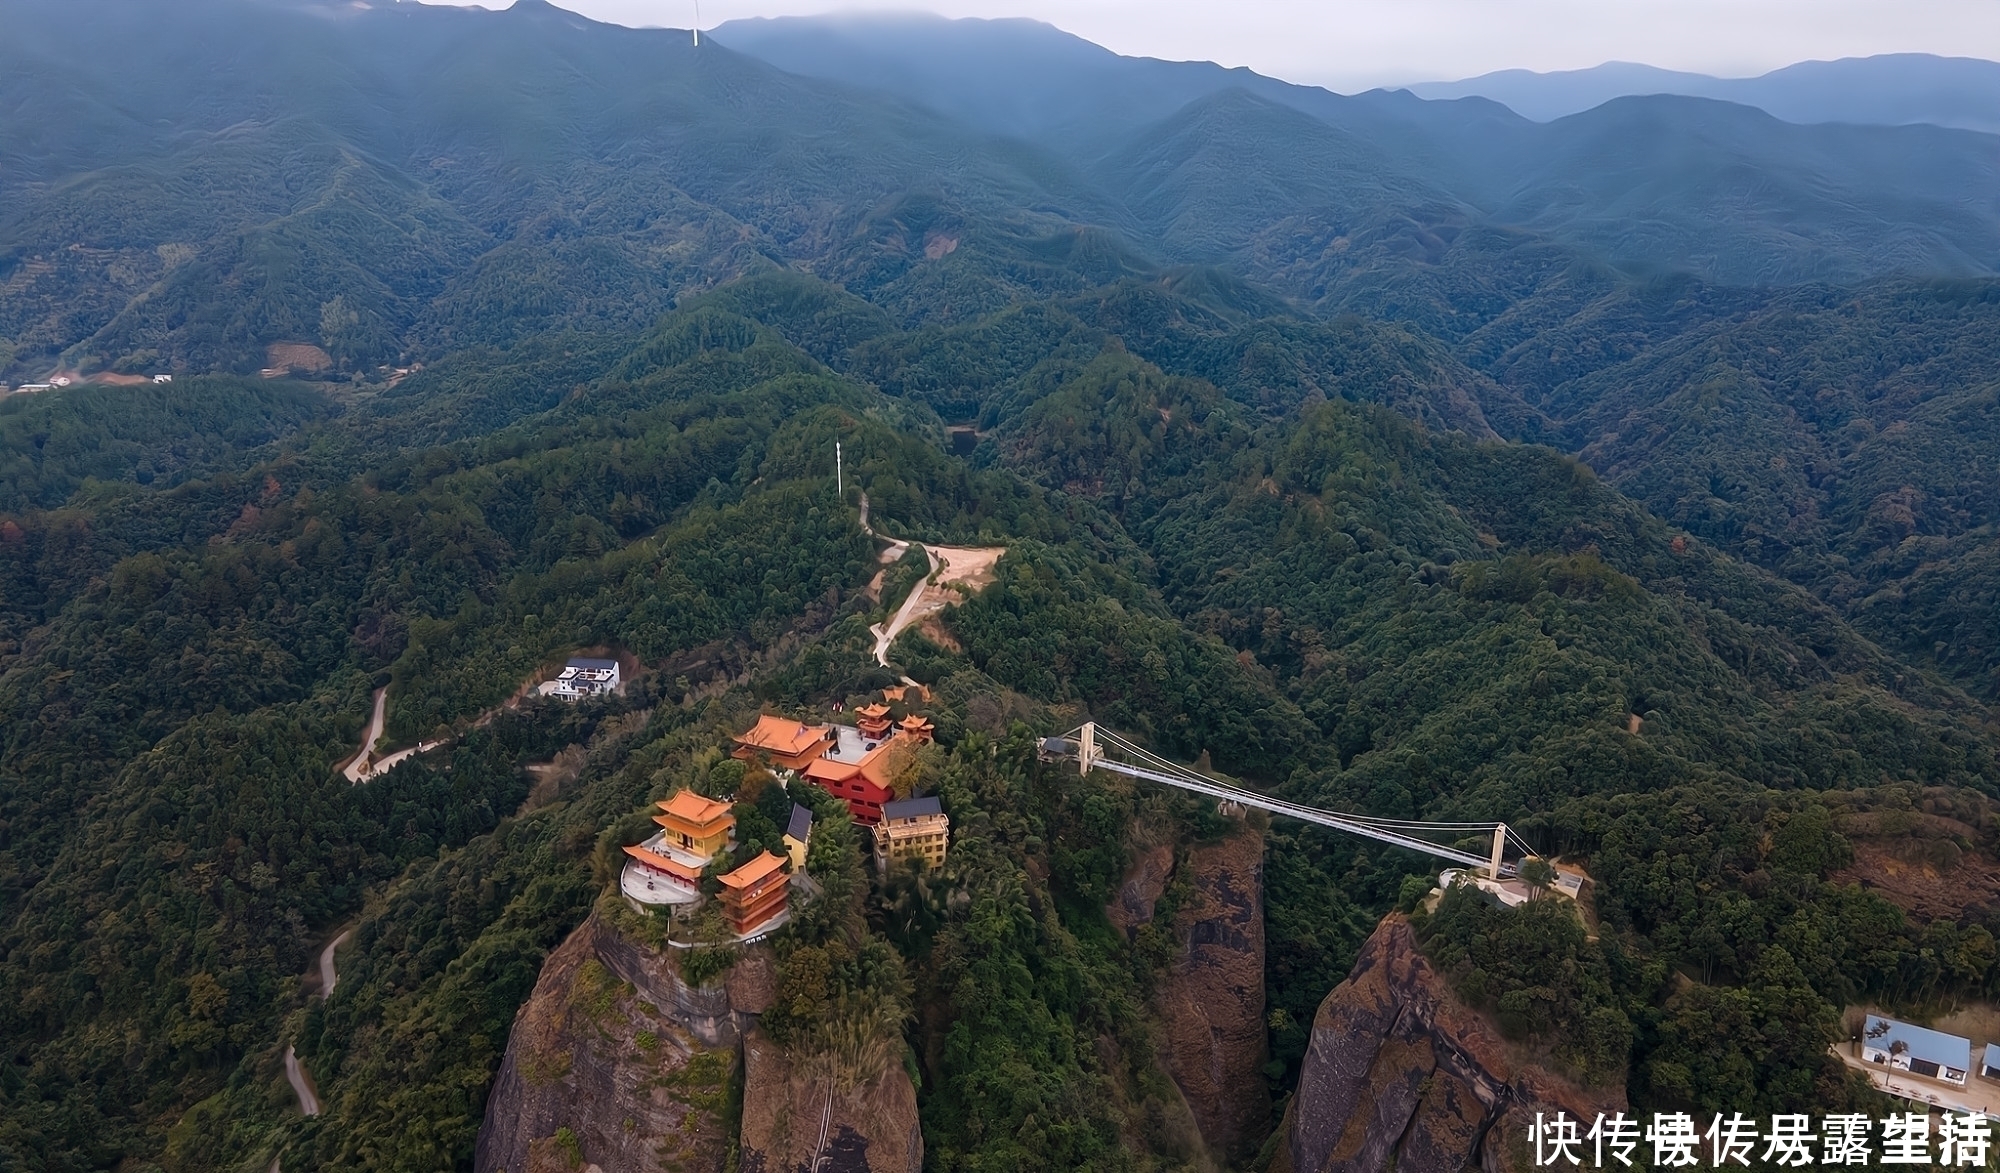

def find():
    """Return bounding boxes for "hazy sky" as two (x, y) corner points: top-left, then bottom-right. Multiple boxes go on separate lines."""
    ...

(417, 0), (2000, 89)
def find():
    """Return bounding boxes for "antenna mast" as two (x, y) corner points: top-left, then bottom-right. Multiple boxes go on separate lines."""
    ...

(692, 0), (700, 45)
(836, 440), (843, 500)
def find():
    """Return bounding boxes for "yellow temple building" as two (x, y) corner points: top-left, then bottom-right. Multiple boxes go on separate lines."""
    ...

(855, 702), (893, 740)
(654, 789), (735, 858)
(620, 788), (737, 910)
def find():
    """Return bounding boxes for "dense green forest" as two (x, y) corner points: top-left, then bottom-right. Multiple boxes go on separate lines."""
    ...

(3, 272), (1997, 1169)
(5, 1), (2000, 1170)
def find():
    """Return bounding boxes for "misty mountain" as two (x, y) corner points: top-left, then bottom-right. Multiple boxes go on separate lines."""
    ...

(717, 14), (2000, 284)
(7, 0), (2000, 386)
(1409, 54), (2000, 134)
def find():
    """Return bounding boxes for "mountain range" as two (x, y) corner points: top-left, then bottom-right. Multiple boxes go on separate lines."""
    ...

(7, 1), (2000, 392)
(4, 3), (2000, 1169)
(1407, 54), (2000, 133)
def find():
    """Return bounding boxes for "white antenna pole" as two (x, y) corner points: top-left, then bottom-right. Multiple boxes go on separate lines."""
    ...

(836, 440), (843, 500)
(692, 0), (700, 45)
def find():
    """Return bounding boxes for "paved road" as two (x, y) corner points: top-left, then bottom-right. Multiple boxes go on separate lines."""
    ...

(339, 688), (387, 783)
(319, 930), (353, 996)
(284, 1045), (320, 1117)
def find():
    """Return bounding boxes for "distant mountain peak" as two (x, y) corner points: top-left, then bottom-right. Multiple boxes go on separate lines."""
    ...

(1408, 53), (2000, 133)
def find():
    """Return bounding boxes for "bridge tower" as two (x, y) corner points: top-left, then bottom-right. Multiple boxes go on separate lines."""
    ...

(1489, 824), (1508, 879)
(1077, 722), (1098, 776)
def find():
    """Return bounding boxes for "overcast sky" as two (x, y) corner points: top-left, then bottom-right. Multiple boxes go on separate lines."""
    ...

(417, 0), (2000, 90)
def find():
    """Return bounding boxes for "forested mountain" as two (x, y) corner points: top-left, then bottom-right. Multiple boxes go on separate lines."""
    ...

(4, 2), (2000, 1170)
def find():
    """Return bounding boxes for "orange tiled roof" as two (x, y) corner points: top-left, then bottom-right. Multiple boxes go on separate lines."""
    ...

(736, 714), (829, 756)
(898, 714), (933, 730)
(718, 850), (788, 889)
(882, 686), (907, 701)
(804, 756), (859, 782)
(657, 789), (735, 827)
(623, 844), (701, 881)
(855, 702), (891, 719)
(859, 740), (912, 791)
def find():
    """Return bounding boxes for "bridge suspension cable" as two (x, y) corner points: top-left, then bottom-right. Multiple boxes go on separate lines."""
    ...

(1038, 723), (1537, 877)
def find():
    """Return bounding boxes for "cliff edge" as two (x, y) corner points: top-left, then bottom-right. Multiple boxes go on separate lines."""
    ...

(1276, 914), (1624, 1173)
(1109, 821), (1271, 1162)
(738, 1026), (924, 1173)
(474, 907), (740, 1173)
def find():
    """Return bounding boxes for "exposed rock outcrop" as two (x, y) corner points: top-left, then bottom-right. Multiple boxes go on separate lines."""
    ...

(738, 1027), (924, 1173)
(1277, 915), (1625, 1173)
(475, 907), (753, 1173)
(1156, 825), (1270, 1159)
(1106, 823), (1271, 1162)
(1107, 842), (1175, 937)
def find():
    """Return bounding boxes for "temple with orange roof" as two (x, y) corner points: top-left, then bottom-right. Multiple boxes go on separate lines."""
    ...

(654, 789), (735, 857)
(620, 787), (738, 910)
(731, 703), (939, 824)
(717, 850), (791, 937)
(732, 714), (835, 772)
(854, 702), (893, 740)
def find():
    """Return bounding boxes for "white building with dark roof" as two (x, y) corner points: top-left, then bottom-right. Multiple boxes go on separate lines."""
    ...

(538, 656), (620, 700)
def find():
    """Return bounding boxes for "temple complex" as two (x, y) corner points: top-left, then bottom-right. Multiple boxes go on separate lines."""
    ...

(733, 702), (937, 824)
(717, 850), (791, 937)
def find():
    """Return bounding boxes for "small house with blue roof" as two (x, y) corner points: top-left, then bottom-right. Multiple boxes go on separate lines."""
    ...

(1862, 1015), (1970, 1086)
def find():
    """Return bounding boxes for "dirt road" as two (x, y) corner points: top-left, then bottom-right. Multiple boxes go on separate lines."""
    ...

(856, 492), (1005, 674)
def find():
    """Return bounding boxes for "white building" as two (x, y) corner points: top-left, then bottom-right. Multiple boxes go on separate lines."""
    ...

(1863, 1016), (1970, 1086)
(152, 374), (173, 384)
(538, 656), (621, 700)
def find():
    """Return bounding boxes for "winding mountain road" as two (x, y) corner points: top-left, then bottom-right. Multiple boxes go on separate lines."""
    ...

(339, 688), (387, 783)
(319, 930), (353, 996)
(284, 1045), (321, 1117)
(855, 493), (1004, 675)
(340, 687), (445, 783)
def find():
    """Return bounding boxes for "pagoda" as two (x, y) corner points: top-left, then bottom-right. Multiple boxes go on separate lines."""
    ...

(717, 850), (791, 937)
(854, 702), (893, 741)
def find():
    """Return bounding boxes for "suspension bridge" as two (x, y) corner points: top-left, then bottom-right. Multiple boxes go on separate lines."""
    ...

(1037, 723), (1539, 880)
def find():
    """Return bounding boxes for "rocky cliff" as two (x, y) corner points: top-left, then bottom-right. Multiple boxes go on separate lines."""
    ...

(738, 1026), (924, 1173)
(1109, 822), (1271, 1162)
(478, 902), (922, 1173)
(475, 906), (745, 1173)
(1276, 915), (1625, 1173)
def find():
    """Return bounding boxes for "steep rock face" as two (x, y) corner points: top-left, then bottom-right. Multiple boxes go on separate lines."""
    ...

(1107, 841), (1175, 936)
(1155, 825), (1270, 1159)
(475, 907), (747, 1173)
(1278, 915), (1625, 1173)
(738, 1027), (924, 1173)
